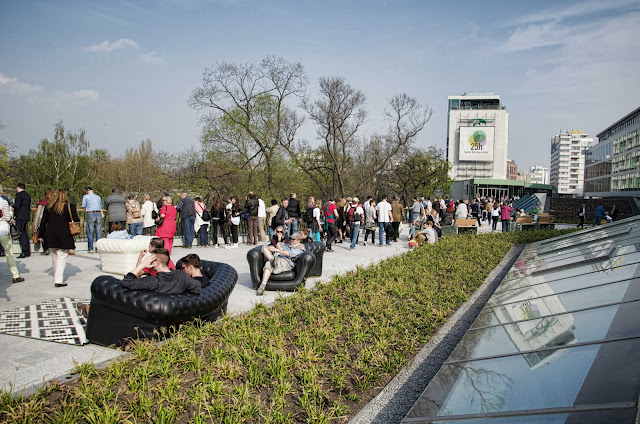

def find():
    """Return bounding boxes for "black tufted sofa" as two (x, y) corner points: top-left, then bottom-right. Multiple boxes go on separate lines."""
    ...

(246, 241), (324, 291)
(85, 260), (237, 347)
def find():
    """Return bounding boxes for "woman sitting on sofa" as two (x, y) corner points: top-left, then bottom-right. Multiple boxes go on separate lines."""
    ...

(107, 222), (132, 240)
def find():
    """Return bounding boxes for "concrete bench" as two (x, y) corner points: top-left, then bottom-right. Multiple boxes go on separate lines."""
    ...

(515, 216), (535, 231)
(454, 218), (478, 234)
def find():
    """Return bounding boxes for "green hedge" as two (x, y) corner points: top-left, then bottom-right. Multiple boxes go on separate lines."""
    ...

(0, 229), (574, 424)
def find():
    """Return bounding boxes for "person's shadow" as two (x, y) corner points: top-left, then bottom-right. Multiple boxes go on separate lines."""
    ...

(42, 263), (82, 280)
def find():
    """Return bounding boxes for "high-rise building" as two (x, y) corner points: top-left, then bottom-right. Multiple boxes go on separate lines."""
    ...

(506, 159), (518, 180)
(530, 166), (550, 185)
(550, 131), (593, 197)
(446, 93), (509, 181)
(584, 107), (640, 197)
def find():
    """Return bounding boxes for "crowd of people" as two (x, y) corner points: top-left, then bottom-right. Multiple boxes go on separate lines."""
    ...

(3, 182), (624, 290)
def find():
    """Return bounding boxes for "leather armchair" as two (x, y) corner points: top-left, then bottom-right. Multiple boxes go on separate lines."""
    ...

(303, 241), (325, 276)
(246, 243), (319, 291)
(85, 260), (237, 347)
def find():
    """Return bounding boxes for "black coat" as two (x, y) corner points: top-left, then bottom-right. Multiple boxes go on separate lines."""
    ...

(244, 198), (259, 216)
(287, 198), (301, 218)
(272, 206), (289, 229)
(14, 190), (32, 221)
(38, 203), (80, 250)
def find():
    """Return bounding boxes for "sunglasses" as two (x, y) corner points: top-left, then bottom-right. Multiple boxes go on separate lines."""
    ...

(276, 231), (284, 234)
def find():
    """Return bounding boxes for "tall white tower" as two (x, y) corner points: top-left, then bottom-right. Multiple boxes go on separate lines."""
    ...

(550, 131), (593, 196)
(446, 93), (509, 181)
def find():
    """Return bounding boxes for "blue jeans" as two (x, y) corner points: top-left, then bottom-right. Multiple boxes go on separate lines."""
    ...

(289, 219), (298, 236)
(86, 212), (102, 251)
(182, 215), (196, 247)
(379, 222), (390, 245)
(594, 216), (603, 226)
(128, 222), (143, 236)
(502, 220), (510, 232)
(350, 223), (361, 248)
(409, 213), (420, 238)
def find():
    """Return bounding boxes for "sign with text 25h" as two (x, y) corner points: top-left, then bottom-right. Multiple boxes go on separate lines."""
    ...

(459, 126), (494, 162)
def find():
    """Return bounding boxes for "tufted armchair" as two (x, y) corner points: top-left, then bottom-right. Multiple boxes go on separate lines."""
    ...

(85, 260), (237, 347)
(246, 241), (324, 291)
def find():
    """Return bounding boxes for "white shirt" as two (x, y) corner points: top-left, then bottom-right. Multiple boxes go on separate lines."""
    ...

(421, 227), (437, 244)
(0, 197), (11, 236)
(258, 199), (267, 218)
(141, 200), (158, 228)
(376, 200), (392, 223)
(455, 203), (468, 219)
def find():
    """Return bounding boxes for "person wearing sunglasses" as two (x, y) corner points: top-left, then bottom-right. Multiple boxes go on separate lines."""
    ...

(270, 225), (287, 248)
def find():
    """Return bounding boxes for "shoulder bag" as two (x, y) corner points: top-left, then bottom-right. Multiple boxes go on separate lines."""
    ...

(10, 220), (21, 240)
(68, 203), (82, 236)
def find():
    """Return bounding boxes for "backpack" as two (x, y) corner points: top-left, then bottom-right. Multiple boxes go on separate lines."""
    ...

(347, 204), (362, 223)
(131, 202), (141, 219)
(303, 206), (314, 224)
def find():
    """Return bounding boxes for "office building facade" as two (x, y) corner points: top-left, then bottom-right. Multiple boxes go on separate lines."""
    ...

(530, 166), (550, 185)
(507, 159), (518, 180)
(550, 131), (593, 197)
(584, 107), (640, 197)
(446, 94), (509, 181)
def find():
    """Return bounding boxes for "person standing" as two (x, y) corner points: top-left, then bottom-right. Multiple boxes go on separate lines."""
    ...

(376, 195), (393, 246)
(14, 183), (32, 258)
(33, 188), (53, 255)
(576, 203), (586, 229)
(194, 196), (210, 247)
(257, 194), (267, 243)
(348, 198), (364, 250)
(323, 199), (339, 252)
(266, 199), (280, 239)
(227, 196), (243, 248)
(594, 203), (606, 226)
(610, 204), (618, 221)
(408, 197), (422, 239)
(125, 195), (144, 236)
(82, 187), (103, 253)
(391, 196), (404, 242)
(491, 201), (500, 231)
(0, 186), (24, 283)
(500, 202), (513, 232)
(156, 196), (177, 253)
(244, 192), (259, 245)
(210, 196), (229, 248)
(140, 193), (158, 236)
(286, 192), (301, 236)
(104, 188), (126, 233)
(364, 199), (377, 246)
(176, 193), (196, 248)
(37, 189), (79, 287)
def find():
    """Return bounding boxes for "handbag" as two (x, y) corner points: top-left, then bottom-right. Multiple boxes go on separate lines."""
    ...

(10, 221), (20, 240)
(32, 231), (39, 244)
(68, 203), (81, 236)
(156, 216), (164, 227)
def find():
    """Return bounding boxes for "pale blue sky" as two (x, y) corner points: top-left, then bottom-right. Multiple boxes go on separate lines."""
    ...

(1, 0), (639, 171)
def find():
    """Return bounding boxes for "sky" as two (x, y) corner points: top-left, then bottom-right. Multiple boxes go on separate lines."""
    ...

(1, 0), (639, 172)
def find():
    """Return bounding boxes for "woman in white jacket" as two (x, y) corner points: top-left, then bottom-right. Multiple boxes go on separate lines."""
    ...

(0, 186), (24, 283)
(140, 194), (158, 236)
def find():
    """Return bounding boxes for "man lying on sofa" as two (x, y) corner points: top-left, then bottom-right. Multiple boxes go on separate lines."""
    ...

(122, 248), (201, 294)
(256, 231), (306, 296)
(77, 249), (202, 319)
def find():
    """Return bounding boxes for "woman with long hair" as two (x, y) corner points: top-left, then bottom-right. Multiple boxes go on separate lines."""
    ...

(270, 225), (287, 247)
(210, 195), (229, 248)
(336, 197), (347, 243)
(156, 195), (177, 253)
(194, 196), (210, 247)
(227, 196), (243, 248)
(37, 189), (80, 287)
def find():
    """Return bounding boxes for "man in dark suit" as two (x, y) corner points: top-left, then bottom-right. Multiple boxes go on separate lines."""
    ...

(14, 183), (32, 258)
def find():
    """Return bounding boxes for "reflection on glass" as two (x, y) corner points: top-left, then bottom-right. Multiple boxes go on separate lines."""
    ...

(449, 305), (624, 362)
(424, 411), (636, 424)
(473, 279), (637, 329)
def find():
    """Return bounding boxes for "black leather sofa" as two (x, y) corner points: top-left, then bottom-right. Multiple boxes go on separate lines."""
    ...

(246, 241), (324, 291)
(85, 260), (237, 347)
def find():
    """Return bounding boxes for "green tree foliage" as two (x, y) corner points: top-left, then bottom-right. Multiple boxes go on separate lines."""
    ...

(385, 146), (452, 202)
(13, 121), (94, 200)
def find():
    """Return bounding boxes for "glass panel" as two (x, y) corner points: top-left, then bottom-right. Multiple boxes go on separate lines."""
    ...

(490, 264), (640, 294)
(501, 245), (640, 284)
(472, 279), (640, 329)
(405, 339), (639, 420)
(449, 305), (623, 361)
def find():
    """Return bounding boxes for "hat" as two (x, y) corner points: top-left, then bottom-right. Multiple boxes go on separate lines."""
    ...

(290, 232), (306, 240)
(352, 197), (359, 203)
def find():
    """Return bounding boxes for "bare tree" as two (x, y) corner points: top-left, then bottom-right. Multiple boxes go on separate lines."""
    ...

(188, 55), (307, 194)
(296, 76), (367, 198)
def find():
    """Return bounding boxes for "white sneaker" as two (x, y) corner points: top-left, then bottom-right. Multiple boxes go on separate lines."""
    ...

(232, 243), (239, 248)
(214, 245), (219, 248)
(363, 241), (366, 246)
(224, 244), (231, 249)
